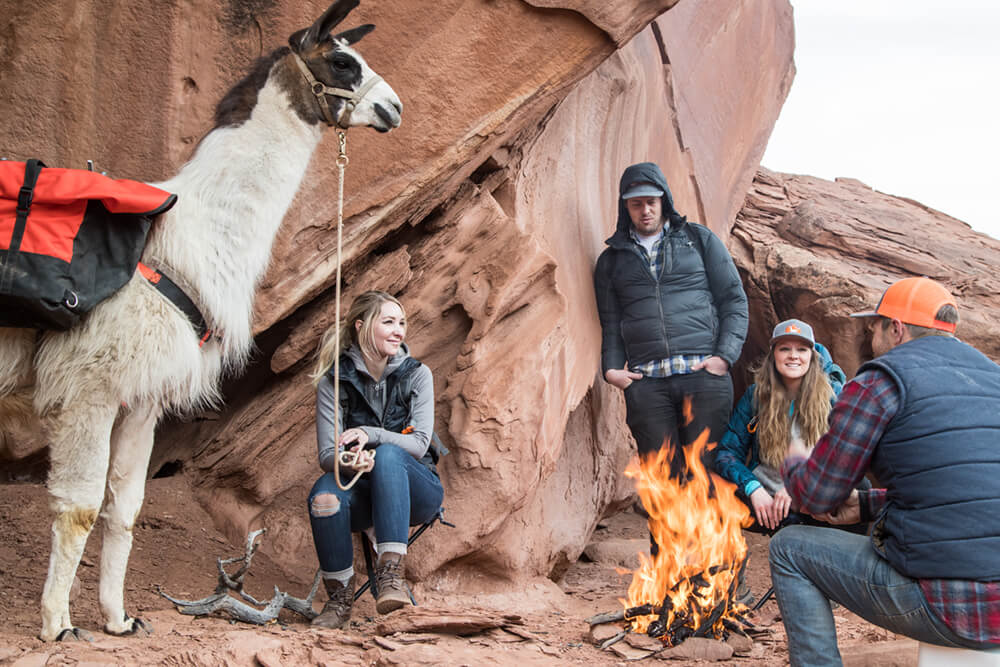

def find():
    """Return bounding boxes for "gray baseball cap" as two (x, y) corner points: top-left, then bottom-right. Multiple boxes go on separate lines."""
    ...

(622, 182), (664, 199)
(770, 318), (815, 347)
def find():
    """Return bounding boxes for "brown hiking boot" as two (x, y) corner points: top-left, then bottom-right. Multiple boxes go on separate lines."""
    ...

(311, 575), (354, 629)
(374, 553), (411, 614)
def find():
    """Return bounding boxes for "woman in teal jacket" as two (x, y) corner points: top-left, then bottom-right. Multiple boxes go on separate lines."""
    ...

(714, 319), (865, 533)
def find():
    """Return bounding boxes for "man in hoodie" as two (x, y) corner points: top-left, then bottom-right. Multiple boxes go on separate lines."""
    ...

(594, 162), (748, 481)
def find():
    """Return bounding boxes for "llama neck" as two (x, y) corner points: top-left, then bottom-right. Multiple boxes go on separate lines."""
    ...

(147, 73), (324, 365)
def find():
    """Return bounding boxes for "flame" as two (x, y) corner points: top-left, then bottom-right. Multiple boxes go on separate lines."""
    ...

(623, 412), (752, 639)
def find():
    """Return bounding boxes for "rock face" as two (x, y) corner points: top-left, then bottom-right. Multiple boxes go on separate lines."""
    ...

(731, 168), (1000, 390)
(0, 0), (795, 586)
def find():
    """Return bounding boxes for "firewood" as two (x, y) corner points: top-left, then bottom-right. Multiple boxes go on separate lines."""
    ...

(587, 609), (626, 625)
(590, 622), (624, 646)
(599, 629), (630, 650)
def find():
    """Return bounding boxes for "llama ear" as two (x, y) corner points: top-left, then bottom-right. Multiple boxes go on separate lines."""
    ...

(334, 24), (374, 45)
(297, 0), (360, 50)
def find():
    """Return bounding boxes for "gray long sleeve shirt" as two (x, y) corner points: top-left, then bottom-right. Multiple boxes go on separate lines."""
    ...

(315, 344), (434, 473)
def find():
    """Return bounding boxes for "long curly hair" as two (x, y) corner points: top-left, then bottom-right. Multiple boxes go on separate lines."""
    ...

(310, 290), (404, 386)
(753, 345), (835, 468)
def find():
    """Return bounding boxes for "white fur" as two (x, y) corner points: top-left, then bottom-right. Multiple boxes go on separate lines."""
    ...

(0, 47), (400, 641)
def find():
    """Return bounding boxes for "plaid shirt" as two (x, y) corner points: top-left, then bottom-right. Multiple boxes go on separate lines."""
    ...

(628, 229), (710, 378)
(783, 369), (1000, 644)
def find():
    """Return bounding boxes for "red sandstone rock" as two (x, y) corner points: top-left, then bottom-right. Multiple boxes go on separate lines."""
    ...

(0, 0), (795, 590)
(731, 168), (1000, 390)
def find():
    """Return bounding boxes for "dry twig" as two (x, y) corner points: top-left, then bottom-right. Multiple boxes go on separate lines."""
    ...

(159, 529), (322, 624)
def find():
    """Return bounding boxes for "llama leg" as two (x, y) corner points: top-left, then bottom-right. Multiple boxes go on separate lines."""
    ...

(0, 328), (39, 457)
(40, 402), (117, 642)
(99, 402), (160, 636)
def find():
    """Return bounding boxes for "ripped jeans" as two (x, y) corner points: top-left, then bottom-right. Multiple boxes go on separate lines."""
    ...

(308, 444), (444, 573)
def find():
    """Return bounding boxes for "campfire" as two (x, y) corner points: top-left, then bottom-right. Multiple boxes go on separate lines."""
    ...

(621, 407), (752, 646)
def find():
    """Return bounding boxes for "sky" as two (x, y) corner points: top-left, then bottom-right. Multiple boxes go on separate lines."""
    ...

(761, 1), (1000, 240)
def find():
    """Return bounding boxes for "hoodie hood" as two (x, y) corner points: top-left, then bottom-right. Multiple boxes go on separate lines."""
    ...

(615, 162), (682, 236)
(346, 342), (412, 382)
(814, 341), (847, 394)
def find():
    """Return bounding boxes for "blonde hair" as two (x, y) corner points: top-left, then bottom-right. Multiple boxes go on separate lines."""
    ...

(310, 290), (405, 386)
(753, 344), (835, 468)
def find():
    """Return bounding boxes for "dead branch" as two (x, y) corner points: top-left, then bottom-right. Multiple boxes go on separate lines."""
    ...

(587, 609), (626, 625)
(600, 629), (630, 650)
(159, 529), (323, 624)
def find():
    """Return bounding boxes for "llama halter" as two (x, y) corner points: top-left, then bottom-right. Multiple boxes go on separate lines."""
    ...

(293, 54), (384, 129)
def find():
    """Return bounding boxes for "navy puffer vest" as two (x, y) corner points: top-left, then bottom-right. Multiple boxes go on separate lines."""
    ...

(860, 335), (1000, 580)
(335, 355), (438, 475)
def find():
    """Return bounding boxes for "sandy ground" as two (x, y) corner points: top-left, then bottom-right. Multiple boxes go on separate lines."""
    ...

(0, 476), (918, 665)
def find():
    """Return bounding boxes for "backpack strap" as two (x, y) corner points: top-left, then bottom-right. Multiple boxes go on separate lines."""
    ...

(0, 159), (45, 293)
(137, 262), (214, 346)
(396, 364), (449, 461)
(681, 221), (707, 261)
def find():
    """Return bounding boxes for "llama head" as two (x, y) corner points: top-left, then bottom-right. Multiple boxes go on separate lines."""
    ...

(289, 0), (402, 132)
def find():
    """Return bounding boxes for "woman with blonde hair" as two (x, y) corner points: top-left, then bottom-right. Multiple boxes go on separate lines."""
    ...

(306, 290), (444, 629)
(714, 319), (866, 533)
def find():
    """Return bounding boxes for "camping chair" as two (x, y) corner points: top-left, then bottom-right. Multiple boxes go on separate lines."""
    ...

(353, 507), (454, 604)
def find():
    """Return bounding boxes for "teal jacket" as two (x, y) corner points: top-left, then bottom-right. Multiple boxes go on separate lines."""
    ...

(713, 342), (845, 498)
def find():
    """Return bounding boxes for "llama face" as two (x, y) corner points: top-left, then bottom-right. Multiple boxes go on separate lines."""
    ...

(298, 35), (403, 132)
(288, 0), (403, 132)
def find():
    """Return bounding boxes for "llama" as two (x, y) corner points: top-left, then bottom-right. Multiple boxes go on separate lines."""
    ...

(0, 0), (401, 641)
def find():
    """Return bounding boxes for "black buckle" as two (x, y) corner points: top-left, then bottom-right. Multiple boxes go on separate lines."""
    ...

(16, 185), (33, 214)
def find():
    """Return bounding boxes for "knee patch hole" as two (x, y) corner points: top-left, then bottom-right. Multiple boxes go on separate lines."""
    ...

(311, 493), (340, 517)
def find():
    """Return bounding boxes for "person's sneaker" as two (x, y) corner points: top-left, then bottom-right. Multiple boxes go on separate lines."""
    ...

(311, 576), (354, 629)
(374, 553), (411, 614)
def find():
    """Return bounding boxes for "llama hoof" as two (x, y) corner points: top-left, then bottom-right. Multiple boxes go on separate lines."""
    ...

(106, 614), (153, 637)
(54, 627), (93, 642)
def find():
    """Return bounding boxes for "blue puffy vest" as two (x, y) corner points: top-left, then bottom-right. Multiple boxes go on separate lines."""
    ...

(860, 335), (1000, 580)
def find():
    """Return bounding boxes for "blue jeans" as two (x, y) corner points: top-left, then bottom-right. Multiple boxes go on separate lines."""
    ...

(308, 444), (444, 572)
(769, 525), (989, 666)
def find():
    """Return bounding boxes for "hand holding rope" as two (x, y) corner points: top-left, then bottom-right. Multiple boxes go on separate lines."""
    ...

(337, 439), (376, 490)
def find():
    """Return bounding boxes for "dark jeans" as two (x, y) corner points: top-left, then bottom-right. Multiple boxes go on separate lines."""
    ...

(624, 370), (733, 476)
(624, 370), (733, 556)
(307, 444), (443, 573)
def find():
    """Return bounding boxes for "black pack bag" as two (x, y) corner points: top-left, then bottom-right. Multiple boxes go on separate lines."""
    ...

(0, 159), (177, 330)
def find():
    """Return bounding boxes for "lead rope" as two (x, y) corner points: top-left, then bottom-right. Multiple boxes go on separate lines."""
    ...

(332, 130), (375, 491)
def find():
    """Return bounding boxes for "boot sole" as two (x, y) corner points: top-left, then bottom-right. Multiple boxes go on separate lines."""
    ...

(376, 595), (410, 615)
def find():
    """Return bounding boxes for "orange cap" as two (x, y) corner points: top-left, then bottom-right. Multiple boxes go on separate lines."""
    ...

(850, 277), (957, 332)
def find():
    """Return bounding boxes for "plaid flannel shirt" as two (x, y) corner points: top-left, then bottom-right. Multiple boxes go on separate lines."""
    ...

(782, 368), (1000, 644)
(628, 229), (709, 378)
